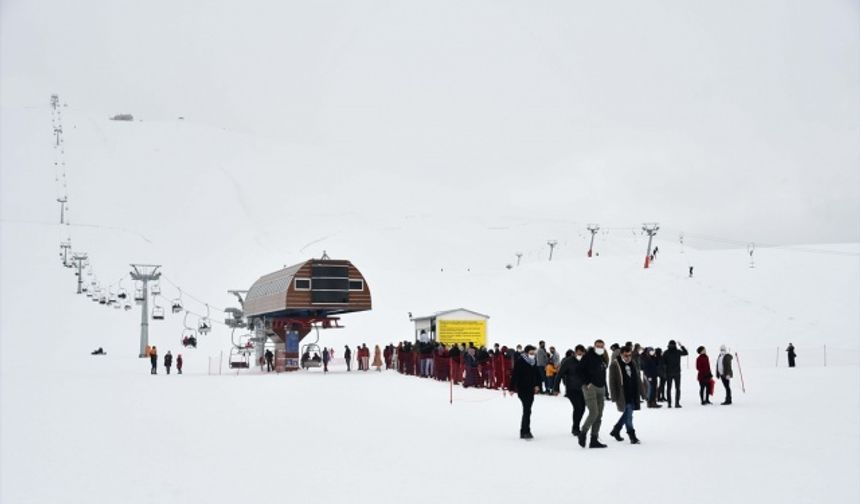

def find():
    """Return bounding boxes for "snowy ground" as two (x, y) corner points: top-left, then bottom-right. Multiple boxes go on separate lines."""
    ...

(1, 355), (858, 504)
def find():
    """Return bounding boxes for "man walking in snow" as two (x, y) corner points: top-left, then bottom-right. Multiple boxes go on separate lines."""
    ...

(715, 345), (733, 405)
(609, 345), (644, 444)
(536, 341), (549, 393)
(344, 345), (352, 371)
(553, 345), (587, 436)
(509, 345), (541, 440)
(577, 340), (608, 448)
(265, 349), (274, 372)
(663, 340), (688, 408)
(164, 350), (173, 375)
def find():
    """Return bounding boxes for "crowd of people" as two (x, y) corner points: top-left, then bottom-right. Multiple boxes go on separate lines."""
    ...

(369, 338), (740, 446)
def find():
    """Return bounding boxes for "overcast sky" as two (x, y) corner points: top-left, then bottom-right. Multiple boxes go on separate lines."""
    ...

(2, 0), (858, 245)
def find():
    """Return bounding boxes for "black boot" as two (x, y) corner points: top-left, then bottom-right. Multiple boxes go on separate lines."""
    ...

(520, 432), (534, 440)
(577, 432), (587, 448)
(572, 426), (581, 437)
(675, 402), (682, 408)
(628, 430), (640, 444)
(589, 438), (608, 449)
(609, 427), (625, 442)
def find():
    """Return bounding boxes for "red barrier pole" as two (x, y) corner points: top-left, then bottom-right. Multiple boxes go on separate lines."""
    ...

(449, 357), (453, 405)
(735, 352), (746, 393)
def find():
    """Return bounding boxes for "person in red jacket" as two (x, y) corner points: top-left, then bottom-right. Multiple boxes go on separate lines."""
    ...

(176, 354), (183, 374)
(695, 346), (713, 405)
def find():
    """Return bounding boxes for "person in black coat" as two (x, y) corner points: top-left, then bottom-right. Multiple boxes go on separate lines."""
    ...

(786, 343), (796, 368)
(265, 349), (275, 372)
(164, 351), (173, 375)
(576, 340), (608, 448)
(553, 345), (587, 436)
(641, 348), (662, 408)
(508, 345), (541, 440)
(662, 340), (689, 408)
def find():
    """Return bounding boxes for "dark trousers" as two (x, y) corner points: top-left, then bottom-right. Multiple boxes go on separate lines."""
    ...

(699, 379), (709, 403)
(166, 365), (171, 375)
(567, 390), (585, 433)
(266, 359), (273, 372)
(150, 357), (157, 374)
(658, 376), (666, 400)
(519, 393), (535, 434)
(721, 377), (732, 402)
(537, 367), (547, 392)
(666, 374), (681, 405)
(178, 366), (182, 374)
(788, 357), (796, 368)
(346, 358), (351, 371)
(647, 377), (658, 403)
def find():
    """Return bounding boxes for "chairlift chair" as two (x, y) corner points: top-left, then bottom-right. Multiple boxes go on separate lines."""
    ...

(181, 328), (198, 348)
(117, 288), (128, 300)
(198, 318), (211, 335)
(228, 347), (250, 369)
(151, 282), (161, 296)
(152, 304), (165, 320)
(171, 299), (183, 314)
(134, 286), (145, 304)
(124, 302), (132, 311)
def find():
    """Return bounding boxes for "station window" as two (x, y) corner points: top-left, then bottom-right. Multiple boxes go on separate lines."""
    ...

(294, 278), (311, 290)
(349, 279), (364, 291)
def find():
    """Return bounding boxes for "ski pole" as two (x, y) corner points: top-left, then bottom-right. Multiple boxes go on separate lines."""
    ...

(735, 352), (746, 393)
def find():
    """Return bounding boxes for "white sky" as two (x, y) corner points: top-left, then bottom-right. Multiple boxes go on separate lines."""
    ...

(2, 0), (858, 245)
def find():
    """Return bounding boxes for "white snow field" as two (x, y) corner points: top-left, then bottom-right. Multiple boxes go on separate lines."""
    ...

(1, 103), (859, 504)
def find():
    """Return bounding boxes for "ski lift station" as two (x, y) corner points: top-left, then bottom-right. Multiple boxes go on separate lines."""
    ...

(241, 258), (371, 371)
(410, 308), (489, 347)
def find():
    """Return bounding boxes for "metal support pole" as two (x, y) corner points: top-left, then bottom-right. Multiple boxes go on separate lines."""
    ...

(72, 253), (87, 293)
(587, 224), (599, 257)
(547, 240), (558, 261)
(642, 223), (659, 268)
(130, 264), (161, 358)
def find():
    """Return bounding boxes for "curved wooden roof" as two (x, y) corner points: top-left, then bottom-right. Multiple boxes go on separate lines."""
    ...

(244, 259), (371, 318)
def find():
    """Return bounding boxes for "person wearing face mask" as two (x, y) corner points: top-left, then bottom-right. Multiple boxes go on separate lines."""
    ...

(508, 345), (542, 440)
(576, 340), (608, 448)
(696, 346), (713, 405)
(553, 345), (587, 436)
(715, 345), (733, 405)
(609, 345), (645, 444)
(641, 347), (662, 408)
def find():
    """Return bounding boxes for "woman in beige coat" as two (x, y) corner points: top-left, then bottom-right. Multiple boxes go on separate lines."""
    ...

(372, 345), (383, 371)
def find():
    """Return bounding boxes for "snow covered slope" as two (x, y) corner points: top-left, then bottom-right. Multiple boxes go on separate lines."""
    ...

(1, 104), (858, 375)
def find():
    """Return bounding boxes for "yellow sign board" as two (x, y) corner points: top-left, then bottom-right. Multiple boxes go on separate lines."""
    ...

(438, 320), (487, 347)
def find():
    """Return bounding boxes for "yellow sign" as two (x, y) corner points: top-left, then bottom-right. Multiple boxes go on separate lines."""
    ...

(438, 320), (487, 347)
